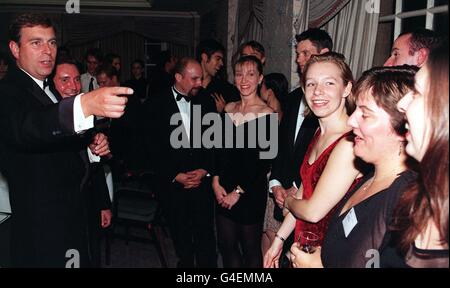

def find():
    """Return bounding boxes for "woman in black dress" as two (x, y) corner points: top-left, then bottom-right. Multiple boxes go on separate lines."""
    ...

(212, 56), (275, 268)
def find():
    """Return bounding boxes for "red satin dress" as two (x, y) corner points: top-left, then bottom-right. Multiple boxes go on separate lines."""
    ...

(294, 129), (360, 245)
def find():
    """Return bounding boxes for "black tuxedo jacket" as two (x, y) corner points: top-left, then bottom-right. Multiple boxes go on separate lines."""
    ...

(270, 87), (319, 190)
(142, 87), (218, 267)
(141, 87), (214, 185)
(0, 65), (95, 267)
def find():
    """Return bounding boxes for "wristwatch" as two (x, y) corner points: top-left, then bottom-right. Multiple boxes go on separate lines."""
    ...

(235, 187), (245, 195)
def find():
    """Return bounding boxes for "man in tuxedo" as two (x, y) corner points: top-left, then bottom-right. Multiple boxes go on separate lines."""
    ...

(142, 58), (217, 268)
(0, 13), (131, 267)
(52, 57), (113, 267)
(269, 28), (333, 220)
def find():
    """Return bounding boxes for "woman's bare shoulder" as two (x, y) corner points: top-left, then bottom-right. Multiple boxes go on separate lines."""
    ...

(251, 102), (274, 115)
(224, 101), (239, 113)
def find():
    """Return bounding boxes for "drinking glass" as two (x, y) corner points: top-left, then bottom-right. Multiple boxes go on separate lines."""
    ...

(297, 231), (320, 254)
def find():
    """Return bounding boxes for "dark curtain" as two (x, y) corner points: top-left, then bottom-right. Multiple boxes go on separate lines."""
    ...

(62, 14), (196, 47)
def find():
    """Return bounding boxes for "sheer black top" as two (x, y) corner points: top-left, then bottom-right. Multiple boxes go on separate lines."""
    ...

(214, 113), (275, 224)
(321, 170), (417, 268)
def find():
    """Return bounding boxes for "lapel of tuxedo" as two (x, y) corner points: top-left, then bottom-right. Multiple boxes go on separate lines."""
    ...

(49, 85), (63, 102)
(14, 65), (92, 185)
(294, 116), (308, 150)
(79, 146), (91, 189)
(290, 93), (303, 150)
(167, 89), (192, 142)
(11, 66), (55, 106)
(29, 83), (54, 106)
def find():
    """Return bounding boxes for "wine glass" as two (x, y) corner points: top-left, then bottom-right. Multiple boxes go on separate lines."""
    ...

(297, 231), (320, 254)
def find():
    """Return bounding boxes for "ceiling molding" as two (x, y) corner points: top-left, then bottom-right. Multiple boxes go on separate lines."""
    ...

(0, 0), (152, 8)
(0, 4), (200, 19)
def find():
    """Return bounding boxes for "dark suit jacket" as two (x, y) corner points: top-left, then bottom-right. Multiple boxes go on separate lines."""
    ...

(141, 87), (218, 266)
(141, 87), (215, 219)
(141, 87), (214, 186)
(0, 65), (95, 267)
(269, 88), (318, 220)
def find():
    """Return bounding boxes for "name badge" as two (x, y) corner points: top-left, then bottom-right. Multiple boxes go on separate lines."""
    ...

(342, 207), (358, 238)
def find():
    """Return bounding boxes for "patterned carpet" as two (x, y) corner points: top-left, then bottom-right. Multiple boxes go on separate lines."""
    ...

(101, 225), (178, 268)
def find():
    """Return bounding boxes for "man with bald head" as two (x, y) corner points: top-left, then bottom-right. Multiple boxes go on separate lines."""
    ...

(142, 57), (217, 268)
(384, 28), (442, 67)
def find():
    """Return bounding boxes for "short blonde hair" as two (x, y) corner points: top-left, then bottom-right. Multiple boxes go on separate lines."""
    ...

(301, 52), (355, 116)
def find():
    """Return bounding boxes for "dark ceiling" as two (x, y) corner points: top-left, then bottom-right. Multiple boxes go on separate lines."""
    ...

(151, 0), (220, 15)
(0, 0), (221, 16)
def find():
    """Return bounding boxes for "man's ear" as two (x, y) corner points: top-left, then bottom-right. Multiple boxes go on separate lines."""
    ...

(9, 41), (19, 60)
(175, 72), (182, 82)
(319, 48), (330, 55)
(261, 56), (266, 66)
(201, 52), (208, 63)
(416, 48), (429, 67)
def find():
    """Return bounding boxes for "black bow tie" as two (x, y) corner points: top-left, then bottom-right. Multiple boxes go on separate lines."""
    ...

(43, 79), (49, 90)
(176, 93), (191, 102)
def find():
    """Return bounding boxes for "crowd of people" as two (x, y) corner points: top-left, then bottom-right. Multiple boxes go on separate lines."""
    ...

(0, 13), (447, 268)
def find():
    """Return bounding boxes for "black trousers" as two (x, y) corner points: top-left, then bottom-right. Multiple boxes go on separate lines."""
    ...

(0, 217), (11, 267)
(161, 178), (217, 268)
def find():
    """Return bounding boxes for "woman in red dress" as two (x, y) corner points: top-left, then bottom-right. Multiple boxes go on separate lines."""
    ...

(264, 52), (363, 268)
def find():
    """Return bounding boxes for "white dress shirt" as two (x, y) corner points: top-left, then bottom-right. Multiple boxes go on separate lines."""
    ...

(172, 86), (191, 141)
(0, 172), (11, 220)
(81, 72), (99, 93)
(24, 70), (58, 103)
(294, 99), (306, 143)
(268, 98), (306, 192)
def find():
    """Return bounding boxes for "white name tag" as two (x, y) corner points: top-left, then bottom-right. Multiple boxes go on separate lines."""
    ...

(342, 207), (358, 238)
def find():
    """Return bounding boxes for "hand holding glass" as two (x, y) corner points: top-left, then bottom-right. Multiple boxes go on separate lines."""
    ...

(297, 231), (320, 254)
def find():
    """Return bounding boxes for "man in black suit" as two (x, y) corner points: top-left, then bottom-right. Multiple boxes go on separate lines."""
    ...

(51, 57), (113, 267)
(142, 57), (217, 268)
(269, 29), (333, 230)
(0, 13), (131, 267)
